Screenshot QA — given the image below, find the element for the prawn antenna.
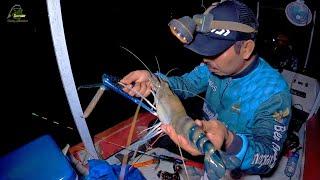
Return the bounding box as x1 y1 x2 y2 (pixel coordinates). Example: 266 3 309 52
165 68 179 76
120 46 153 75
155 55 161 74
172 88 213 108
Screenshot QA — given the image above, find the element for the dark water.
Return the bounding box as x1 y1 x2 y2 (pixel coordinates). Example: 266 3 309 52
2 0 319 156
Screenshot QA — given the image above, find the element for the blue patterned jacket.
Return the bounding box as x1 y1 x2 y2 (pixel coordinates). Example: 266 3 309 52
158 57 292 174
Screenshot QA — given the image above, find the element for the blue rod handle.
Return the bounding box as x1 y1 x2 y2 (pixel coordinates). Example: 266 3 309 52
102 74 156 115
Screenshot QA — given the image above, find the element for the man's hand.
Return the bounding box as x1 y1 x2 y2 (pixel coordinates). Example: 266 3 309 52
161 119 234 156
195 119 234 150
161 124 202 156
120 70 152 97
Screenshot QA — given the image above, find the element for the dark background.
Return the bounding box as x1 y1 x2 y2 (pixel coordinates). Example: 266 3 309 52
1 0 319 156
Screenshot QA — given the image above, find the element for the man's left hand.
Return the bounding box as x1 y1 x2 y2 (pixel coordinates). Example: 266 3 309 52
161 119 234 155
195 119 234 150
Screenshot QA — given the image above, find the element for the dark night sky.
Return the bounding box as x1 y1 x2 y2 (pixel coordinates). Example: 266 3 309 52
1 0 319 155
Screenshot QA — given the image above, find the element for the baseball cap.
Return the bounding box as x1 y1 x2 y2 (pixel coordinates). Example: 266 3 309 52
185 0 258 56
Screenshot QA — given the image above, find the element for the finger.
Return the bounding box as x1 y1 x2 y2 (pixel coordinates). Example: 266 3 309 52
164 125 174 136
177 135 202 156
206 132 224 150
161 124 171 134
129 83 141 96
143 88 151 97
165 126 180 144
143 82 152 97
162 125 201 156
201 120 218 133
194 120 203 127
122 84 133 94
139 82 147 97
201 121 209 132
160 125 167 133
120 72 136 84
196 121 220 148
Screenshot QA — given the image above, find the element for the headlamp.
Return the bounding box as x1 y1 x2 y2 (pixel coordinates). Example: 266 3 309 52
168 16 196 44
168 14 214 44
168 3 257 44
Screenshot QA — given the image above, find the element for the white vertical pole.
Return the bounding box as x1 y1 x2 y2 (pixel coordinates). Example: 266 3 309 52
46 0 98 159
304 10 316 69
256 1 260 20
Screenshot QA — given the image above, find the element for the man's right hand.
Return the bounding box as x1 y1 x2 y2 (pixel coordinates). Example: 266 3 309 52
120 70 153 97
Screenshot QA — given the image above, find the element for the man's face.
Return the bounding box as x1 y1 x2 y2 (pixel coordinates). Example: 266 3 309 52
203 44 246 76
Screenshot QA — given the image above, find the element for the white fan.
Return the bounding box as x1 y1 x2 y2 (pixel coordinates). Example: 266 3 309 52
285 0 316 70
285 0 312 26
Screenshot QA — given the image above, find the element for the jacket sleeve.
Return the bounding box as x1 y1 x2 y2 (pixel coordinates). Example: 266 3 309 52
225 91 292 174
155 63 211 99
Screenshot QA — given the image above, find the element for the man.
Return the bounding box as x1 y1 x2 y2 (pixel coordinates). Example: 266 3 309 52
121 0 291 176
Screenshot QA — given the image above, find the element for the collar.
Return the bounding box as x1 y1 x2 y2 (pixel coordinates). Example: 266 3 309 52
231 56 259 79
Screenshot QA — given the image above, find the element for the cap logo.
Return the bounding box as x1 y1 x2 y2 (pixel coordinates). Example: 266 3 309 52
210 29 230 36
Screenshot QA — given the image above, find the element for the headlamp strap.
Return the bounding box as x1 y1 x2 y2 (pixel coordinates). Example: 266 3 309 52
193 14 213 32
193 16 257 33
211 20 257 33
200 1 257 34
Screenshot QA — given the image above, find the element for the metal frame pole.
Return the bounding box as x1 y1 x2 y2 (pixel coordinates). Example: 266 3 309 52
46 0 98 159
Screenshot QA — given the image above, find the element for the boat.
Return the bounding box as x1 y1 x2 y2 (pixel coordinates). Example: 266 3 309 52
2 0 319 179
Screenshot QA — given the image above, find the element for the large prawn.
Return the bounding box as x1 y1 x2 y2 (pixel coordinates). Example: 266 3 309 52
99 47 241 179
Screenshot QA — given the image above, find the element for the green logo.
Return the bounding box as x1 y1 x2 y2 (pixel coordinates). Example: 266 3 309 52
7 4 28 23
